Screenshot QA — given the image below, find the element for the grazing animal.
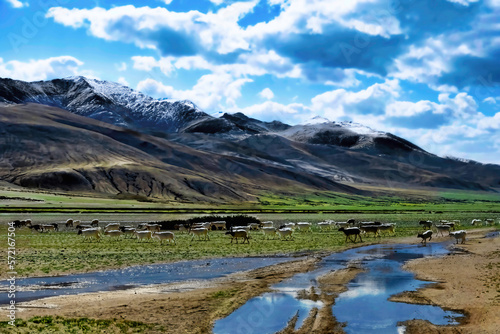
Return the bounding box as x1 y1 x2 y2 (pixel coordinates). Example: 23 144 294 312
104 223 120 232
449 230 467 244
317 221 333 231
338 227 363 243
145 224 161 233
78 228 101 242
277 228 294 240
12 220 23 228
65 219 74 229
135 230 153 242
335 222 350 229
471 219 482 226
75 224 93 230
296 222 311 232
359 225 380 237
232 225 251 232
153 231 176 244
442 222 456 231
346 219 357 226
28 224 42 232
261 221 274 228
262 227 277 239
485 219 494 226
104 230 122 239
225 228 250 244
211 221 227 230
90 219 99 227
419 220 432 229
248 223 261 231
178 224 188 233
120 227 136 238
191 228 210 241
435 224 451 237
417 230 433 244
378 224 396 236
40 224 56 232
25 219 32 226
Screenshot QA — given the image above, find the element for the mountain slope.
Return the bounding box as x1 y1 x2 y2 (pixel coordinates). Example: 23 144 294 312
0 104 360 202
0 77 208 133
1 76 499 197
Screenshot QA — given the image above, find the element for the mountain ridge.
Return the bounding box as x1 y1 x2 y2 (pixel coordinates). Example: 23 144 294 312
1 76 499 201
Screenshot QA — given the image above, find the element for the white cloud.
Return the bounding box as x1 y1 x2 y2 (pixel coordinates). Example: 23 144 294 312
132 56 174 76
311 79 400 119
117 77 129 86
259 88 274 100
0 56 84 82
47 3 257 55
5 0 27 8
386 100 435 117
446 0 479 5
137 74 252 111
116 62 127 72
161 0 173 4
483 97 497 104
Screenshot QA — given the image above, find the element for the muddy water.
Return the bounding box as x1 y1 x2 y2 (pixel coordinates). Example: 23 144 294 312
0 257 294 305
213 243 464 334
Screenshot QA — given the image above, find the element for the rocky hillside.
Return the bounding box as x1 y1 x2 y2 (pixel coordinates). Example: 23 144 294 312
1 76 499 201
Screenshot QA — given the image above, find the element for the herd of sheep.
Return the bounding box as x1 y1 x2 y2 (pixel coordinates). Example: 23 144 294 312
10 217 499 245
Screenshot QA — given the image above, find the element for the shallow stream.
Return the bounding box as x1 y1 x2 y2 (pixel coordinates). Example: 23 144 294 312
213 242 464 334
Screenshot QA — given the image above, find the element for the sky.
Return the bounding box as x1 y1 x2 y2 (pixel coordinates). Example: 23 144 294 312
1 0 500 164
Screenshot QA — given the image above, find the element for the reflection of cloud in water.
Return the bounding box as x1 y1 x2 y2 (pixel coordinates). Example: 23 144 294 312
261 293 323 308
339 279 386 299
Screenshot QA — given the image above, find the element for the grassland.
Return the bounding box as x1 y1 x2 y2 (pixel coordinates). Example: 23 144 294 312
1 211 498 279
0 186 499 278
0 316 164 333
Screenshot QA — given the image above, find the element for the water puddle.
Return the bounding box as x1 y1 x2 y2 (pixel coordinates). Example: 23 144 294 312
213 243 464 334
0 257 294 305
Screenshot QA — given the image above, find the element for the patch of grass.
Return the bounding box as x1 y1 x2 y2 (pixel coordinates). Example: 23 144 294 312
212 289 239 299
0 316 162 334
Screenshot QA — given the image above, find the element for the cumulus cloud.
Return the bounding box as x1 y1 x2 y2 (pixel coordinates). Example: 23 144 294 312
311 79 400 119
47 3 256 56
132 56 174 76
5 0 27 8
0 56 84 82
137 74 252 111
259 88 274 100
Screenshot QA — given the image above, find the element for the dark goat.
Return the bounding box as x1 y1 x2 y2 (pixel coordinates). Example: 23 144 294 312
338 227 363 243
418 220 432 229
417 230 433 244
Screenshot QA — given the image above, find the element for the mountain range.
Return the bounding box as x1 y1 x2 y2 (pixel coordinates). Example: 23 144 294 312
1 76 499 203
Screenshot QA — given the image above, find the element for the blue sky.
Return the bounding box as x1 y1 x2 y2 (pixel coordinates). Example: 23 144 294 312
1 0 500 164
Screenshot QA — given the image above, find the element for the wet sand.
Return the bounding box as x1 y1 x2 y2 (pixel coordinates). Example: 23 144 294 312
392 229 500 334
6 228 500 333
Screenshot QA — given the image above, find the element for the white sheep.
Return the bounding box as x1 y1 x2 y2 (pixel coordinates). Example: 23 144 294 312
450 230 467 244
277 228 294 240
153 231 176 244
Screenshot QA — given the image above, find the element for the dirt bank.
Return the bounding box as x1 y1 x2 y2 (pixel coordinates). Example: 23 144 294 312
392 229 500 333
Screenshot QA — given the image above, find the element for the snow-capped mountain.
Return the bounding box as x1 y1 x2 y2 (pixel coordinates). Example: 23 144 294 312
0 76 208 133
